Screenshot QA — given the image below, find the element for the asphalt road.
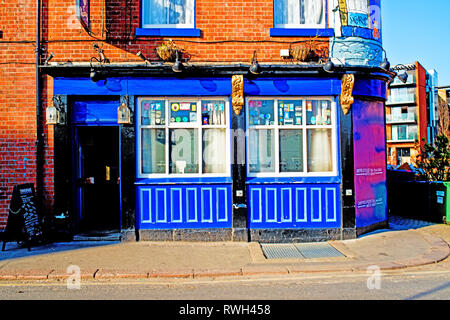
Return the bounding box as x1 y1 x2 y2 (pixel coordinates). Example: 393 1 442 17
0 269 449 301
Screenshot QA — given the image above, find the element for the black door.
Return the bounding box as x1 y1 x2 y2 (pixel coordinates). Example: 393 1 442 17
75 126 120 233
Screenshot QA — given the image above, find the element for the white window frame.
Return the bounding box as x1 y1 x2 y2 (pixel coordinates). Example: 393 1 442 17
141 0 195 29
246 96 337 178
137 97 231 178
274 0 327 29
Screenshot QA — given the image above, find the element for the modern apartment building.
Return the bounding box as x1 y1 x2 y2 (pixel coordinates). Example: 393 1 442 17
386 62 439 166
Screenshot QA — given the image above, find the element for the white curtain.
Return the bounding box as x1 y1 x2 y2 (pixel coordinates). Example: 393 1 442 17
309 129 332 172
275 0 324 26
203 129 226 174
347 0 369 14
143 0 194 26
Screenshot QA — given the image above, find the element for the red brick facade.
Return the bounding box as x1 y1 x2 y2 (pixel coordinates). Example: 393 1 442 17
0 0 333 229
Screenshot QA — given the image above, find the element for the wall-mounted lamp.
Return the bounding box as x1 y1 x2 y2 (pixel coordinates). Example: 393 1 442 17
172 50 184 73
380 58 390 71
93 43 109 63
137 51 150 63
46 105 59 125
46 96 66 125
89 57 107 83
44 52 54 65
249 51 261 75
118 100 132 124
398 72 409 84
323 60 335 73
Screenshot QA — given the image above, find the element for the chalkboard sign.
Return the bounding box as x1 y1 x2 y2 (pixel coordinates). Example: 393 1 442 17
2 184 42 251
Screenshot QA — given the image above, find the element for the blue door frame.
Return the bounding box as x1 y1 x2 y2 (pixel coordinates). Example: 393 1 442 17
71 98 122 232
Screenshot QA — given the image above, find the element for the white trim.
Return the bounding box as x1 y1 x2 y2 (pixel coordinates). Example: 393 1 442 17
273 0 327 29
137 97 231 178
141 0 195 29
246 96 338 178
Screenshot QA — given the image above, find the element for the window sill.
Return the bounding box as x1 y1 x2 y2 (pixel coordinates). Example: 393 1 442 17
246 176 340 184
135 177 233 185
269 28 334 37
136 28 201 37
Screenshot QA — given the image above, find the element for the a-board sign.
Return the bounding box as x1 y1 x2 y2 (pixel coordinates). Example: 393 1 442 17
3 184 42 246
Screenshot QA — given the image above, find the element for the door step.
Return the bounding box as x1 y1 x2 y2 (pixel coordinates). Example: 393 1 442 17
73 231 120 241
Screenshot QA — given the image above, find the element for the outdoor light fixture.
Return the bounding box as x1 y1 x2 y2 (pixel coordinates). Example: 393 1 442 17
46 96 66 125
172 50 184 73
323 59 335 73
380 58 391 71
46 105 59 125
398 72 409 84
44 52 54 65
249 50 261 75
89 67 102 82
89 56 106 83
93 43 109 63
137 51 150 63
118 100 132 124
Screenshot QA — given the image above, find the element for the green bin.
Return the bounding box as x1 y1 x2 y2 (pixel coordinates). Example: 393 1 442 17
445 182 450 225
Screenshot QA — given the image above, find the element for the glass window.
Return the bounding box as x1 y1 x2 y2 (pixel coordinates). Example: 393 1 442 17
138 97 229 177
279 130 303 172
247 98 335 176
142 0 195 28
274 0 325 28
169 129 198 174
248 129 276 173
142 129 166 174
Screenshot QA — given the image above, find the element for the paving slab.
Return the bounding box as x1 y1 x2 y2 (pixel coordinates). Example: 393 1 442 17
0 222 448 281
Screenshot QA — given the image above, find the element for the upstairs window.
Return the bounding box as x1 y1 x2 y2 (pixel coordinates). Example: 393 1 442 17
142 0 195 28
274 0 325 28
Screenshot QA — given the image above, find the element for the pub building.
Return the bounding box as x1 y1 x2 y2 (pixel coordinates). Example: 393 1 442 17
40 0 392 242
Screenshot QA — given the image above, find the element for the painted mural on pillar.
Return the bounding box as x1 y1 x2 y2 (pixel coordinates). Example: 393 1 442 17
352 100 387 228
338 0 382 42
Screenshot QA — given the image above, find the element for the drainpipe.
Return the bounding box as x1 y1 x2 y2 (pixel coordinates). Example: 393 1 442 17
36 0 44 215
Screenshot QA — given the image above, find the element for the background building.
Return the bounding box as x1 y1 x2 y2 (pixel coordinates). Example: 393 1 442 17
386 62 439 167
1 0 392 242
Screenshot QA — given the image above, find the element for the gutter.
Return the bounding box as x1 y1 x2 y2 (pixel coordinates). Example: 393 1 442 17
35 0 44 215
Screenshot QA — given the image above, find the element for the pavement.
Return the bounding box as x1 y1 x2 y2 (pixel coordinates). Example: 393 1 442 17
0 216 449 281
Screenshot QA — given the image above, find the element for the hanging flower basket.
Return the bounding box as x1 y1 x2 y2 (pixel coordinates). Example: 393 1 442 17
290 46 316 62
156 40 178 62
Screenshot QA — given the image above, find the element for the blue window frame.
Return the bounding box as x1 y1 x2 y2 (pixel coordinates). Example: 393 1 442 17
136 0 201 37
270 0 334 37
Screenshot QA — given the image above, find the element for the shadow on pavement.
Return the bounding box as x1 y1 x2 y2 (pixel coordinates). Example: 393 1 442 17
0 241 120 262
358 215 438 239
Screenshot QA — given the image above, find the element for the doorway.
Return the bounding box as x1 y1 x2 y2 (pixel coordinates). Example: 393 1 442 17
74 126 120 234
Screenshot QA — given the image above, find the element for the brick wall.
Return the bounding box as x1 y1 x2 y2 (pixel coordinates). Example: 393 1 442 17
0 0 332 228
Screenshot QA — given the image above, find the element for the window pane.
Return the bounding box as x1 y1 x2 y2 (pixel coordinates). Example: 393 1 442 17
170 101 198 124
203 129 227 174
142 129 166 174
201 100 226 125
141 100 165 125
248 129 275 173
278 100 303 126
143 0 194 25
279 130 303 172
169 129 199 174
306 100 331 125
274 0 324 26
307 129 332 172
248 100 275 126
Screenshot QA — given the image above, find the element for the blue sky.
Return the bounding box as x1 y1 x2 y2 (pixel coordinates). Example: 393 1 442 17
382 0 450 86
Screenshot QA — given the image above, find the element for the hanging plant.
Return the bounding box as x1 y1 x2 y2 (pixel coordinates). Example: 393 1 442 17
156 40 179 62
290 36 327 62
